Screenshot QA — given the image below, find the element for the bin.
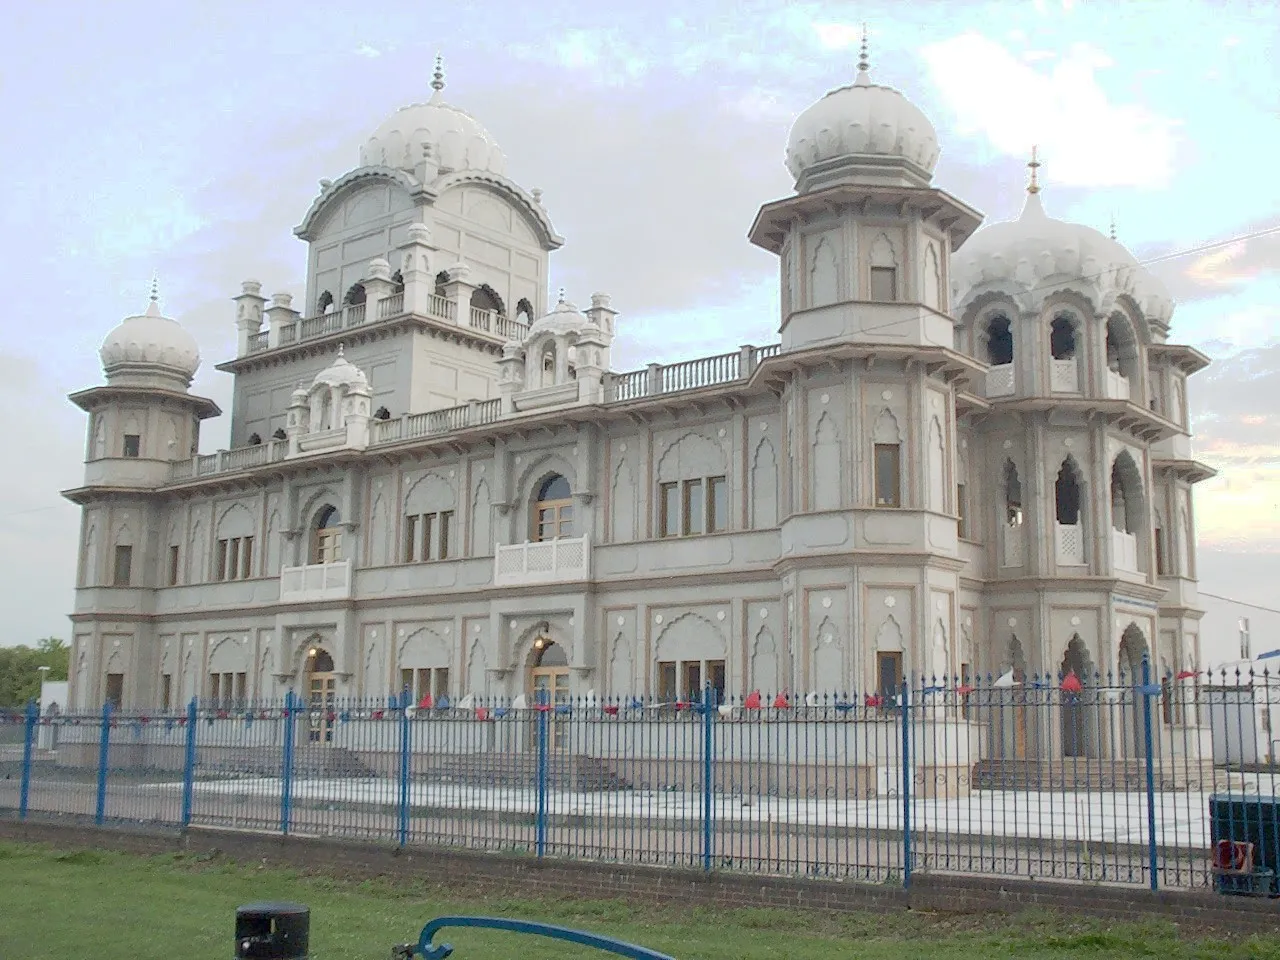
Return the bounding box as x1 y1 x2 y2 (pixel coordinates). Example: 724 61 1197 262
235 902 310 959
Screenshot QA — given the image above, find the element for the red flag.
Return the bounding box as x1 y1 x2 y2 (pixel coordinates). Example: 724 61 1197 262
744 691 762 709
475 707 490 721
1061 670 1083 694
772 692 789 709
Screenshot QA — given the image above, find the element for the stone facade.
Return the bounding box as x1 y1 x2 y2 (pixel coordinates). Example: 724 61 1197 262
63 60 1214 764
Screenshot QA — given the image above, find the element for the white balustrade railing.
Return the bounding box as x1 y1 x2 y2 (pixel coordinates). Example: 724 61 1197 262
1106 369 1131 401
378 292 404 318
280 560 352 602
1055 522 1086 565
494 536 590 586
986 364 1015 398
469 306 494 332
428 293 456 321
1112 529 1139 572
1050 358 1079 392
247 331 269 353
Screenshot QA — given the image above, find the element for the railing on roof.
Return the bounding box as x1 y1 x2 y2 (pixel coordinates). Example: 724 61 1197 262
246 330 269 354
379 291 405 319
174 343 782 482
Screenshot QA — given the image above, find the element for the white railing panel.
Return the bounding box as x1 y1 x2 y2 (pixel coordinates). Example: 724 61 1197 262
986 364 1015 398
279 560 352 602
1051 358 1079 392
1055 522 1086 565
493 536 590 586
1113 529 1139 572
1106 369 1131 401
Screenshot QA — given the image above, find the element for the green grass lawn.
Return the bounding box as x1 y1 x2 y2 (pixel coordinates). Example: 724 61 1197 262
0 840 1275 960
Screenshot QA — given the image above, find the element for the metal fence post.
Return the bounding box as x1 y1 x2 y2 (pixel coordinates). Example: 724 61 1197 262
536 692 548 859
702 683 714 873
19 699 38 819
1141 655 1159 891
180 697 197 829
901 678 912 889
95 701 112 826
280 691 297 837
398 701 411 847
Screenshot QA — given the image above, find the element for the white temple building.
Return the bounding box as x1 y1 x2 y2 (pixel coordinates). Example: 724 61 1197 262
64 52 1214 762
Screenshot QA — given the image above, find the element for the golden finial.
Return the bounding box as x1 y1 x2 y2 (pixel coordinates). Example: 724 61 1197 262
431 55 445 93
857 23 870 74
1027 146 1041 195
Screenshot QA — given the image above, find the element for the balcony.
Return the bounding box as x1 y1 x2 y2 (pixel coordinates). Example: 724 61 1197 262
1050 358 1080 392
986 363 1015 398
1105 369 1131 401
1112 529 1139 572
1054 522 1086 565
280 560 352 603
494 536 590 587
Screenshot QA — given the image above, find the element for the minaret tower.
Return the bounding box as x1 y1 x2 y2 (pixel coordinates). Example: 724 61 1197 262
63 282 220 708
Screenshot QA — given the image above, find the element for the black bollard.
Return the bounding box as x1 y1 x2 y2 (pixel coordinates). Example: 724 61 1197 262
235 902 310 959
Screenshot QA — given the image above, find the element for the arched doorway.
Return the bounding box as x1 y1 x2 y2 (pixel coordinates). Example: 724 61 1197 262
529 634 570 748
1060 636 1095 758
995 634 1029 759
1117 624 1150 758
312 506 342 564
305 645 336 744
533 474 573 541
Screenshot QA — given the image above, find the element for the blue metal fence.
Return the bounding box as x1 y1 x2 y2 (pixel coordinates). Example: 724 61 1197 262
3 662 1279 893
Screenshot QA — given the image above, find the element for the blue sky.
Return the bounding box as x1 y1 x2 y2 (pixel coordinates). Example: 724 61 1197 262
1 0 1277 645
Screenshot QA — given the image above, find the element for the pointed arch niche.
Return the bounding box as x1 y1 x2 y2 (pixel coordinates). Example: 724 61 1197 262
873 409 903 508
808 234 838 307
811 412 842 511
1110 452 1145 573
1054 457 1086 566
1000 459 1025 567
1060 635 1096 758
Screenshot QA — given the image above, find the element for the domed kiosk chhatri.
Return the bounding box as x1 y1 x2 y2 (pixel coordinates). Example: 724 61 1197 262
64 50 1213 781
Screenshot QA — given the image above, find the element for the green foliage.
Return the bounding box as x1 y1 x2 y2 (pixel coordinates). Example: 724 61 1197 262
0 637 68 707
1 840 1278 960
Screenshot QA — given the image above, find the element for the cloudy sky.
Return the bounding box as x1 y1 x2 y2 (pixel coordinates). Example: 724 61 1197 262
1 0 1277 650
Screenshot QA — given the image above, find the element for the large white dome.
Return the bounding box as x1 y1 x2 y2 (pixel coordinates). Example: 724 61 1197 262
785 66 940 186
99 297 201 384
359 64 506 176
951 191 1173 324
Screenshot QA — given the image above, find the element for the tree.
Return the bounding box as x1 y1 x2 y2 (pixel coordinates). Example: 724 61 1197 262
0 638 69 707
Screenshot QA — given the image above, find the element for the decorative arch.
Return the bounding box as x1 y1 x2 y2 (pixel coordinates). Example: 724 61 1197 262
653 612 726 663
1050 310 1079 361
982 311 1014 366
930 619 949 680
470 478 492 556
317 290 335 314
215 503 255 540
1055 456 1084 525
811 412 842 511
610 458 637 542
470 284 504 316
655 431 728 485
432 173 565 251
873 408 902 444
751 625 779 695
609 633 634 697
397 626 451 669
532 472 573 542
1110 451 1144 534
343 282 367 307
808 235 838 307
750 437 778 528
515 298 534 325
1117 623 1151 756
311 503 343 564
927 416 946 512
1105 313 1140 381
466 639 489 696
403 472 456 515
875 615 904 652
369 491 390 566
82 524 98 587
869 233 898 301
812 618 843 694
924 242 942 311
1060 634 1096 758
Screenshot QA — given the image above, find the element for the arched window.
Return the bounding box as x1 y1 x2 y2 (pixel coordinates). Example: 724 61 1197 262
317 290 334 315
390 270 404 294
343 283 366 306
533 474 573 541
986 315 1014 366
271 428 287 441
1110 456 1141 534
1105 316 1139 398
248 433 262 446
374 406 391 421
516 298 534 325
1003 460 1023 527
1055 460 1081 525
312 505 343 564
1050 314 1077 360
434 271 450 295
307 647 335 673
471 284 504 316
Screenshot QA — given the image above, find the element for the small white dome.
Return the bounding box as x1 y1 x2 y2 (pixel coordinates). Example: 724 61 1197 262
359 67 505 176
312 345 370 392
951 192 1173 324
785 67 940 185
99 298 201 382
525 295 593 341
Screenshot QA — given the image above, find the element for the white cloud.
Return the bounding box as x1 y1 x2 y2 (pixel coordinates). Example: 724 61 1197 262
920 32 1180 189
812 22 862 51
354 43 382 59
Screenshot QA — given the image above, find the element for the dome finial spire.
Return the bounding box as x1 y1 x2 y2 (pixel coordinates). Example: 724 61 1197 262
557 286 566 305
857 23 870 75
149 273 159 304
1027 145 1041 195
1109 213 1117 241
431 54 445 93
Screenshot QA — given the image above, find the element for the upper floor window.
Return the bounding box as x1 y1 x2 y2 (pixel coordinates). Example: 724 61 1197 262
873 445 901 508
215 536 254 581
659 476 727 537
312 506 342 563
869 266 898 302
403 511 454 562
104 673 124 709
113 545 133 586
208 671 246 709
343 283 366 307
390 270 404 294
534 475 573 541
122 434 141 458
168 545 181 586
317 290 335 314
1050 315 1077 360
986 316 1014 366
